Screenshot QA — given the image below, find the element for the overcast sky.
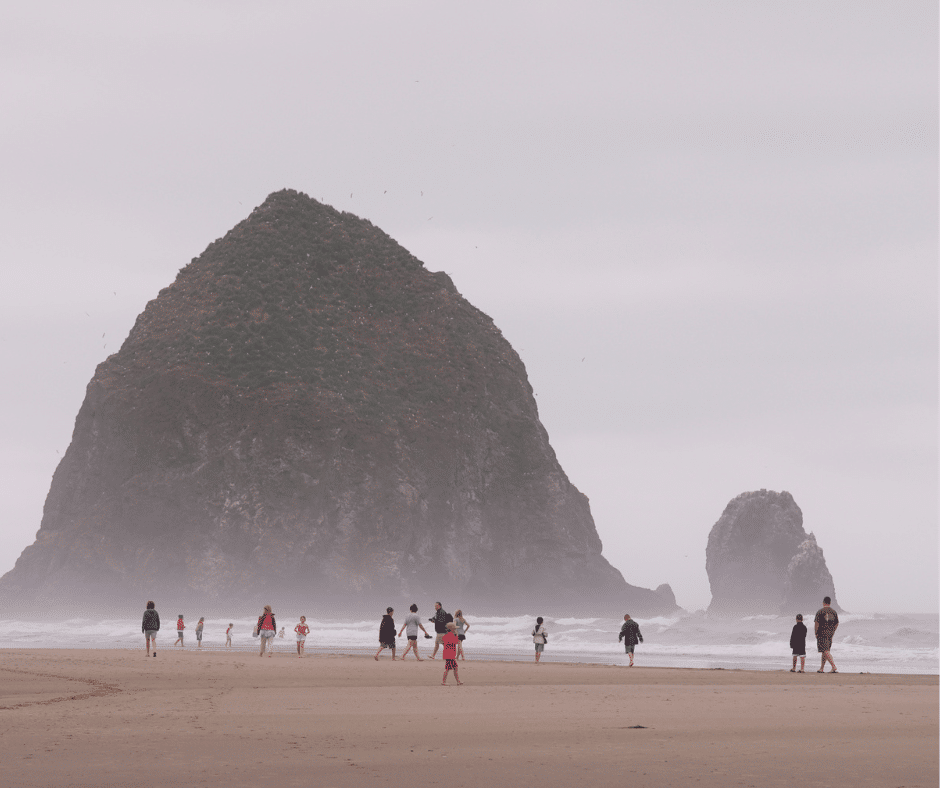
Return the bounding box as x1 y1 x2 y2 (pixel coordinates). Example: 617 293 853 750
2 2 936 613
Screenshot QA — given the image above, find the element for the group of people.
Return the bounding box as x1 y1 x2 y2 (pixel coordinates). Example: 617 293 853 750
789 596 840 673
252 606 311 657
140 604 308 658
141 596 842 674
374 602 469 685
375 602 470 668
141 604 212 656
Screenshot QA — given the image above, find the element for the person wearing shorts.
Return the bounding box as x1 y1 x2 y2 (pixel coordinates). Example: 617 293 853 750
453 610 469 660
195 617 204 647
375 607 397 661
142 601 160 657
532 617 548 663
814 597 839 673
441 623 462 685
257 605 277 657
618 613 643 667
225 624 233 647
398 603 430 660
174 615 185 647
294 616 310 658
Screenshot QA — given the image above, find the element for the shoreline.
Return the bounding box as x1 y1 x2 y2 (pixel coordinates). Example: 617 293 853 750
3 642 936 676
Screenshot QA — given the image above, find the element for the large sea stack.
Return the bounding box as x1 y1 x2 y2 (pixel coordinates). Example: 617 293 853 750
705 489 840 616
2 189 676 615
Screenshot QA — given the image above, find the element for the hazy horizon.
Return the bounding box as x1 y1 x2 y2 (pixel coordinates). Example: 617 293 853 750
1 3 936 614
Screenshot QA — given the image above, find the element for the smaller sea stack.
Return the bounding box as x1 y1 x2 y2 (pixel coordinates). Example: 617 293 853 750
706 490 840 616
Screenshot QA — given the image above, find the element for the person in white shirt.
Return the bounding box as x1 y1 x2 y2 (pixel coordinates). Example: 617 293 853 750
398 603 431 660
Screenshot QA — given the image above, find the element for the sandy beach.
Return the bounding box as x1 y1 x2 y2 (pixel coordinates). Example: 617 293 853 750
1 648 936 788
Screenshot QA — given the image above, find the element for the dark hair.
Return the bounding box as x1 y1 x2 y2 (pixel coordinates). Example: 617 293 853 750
387 607 394 614
823 596 831 605
146 601 155 610
435 601 442 606
796 614 803 620
410 603 418 612
536 616 544 625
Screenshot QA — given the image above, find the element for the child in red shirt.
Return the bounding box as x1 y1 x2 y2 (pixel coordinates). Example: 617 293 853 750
294 616 310 658
441 623 463 686
174 616 185 647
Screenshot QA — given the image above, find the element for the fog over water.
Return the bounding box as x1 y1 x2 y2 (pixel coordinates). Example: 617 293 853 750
1 4 936 614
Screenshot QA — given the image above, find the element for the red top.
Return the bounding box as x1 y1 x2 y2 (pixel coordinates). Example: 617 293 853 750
177 619 185 630
442 631 459 659
260 613 275 631
295 624 309 636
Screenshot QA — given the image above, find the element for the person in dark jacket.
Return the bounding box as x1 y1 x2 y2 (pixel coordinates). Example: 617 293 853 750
142 601 160 657
375 607 397 660
429 602 453 659
618 614 643 667
790 613 808 672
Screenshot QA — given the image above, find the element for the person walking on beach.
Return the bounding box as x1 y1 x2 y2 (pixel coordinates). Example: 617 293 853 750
225 623 233 647
195 617 205 648
256 605 277 657
295 616 310 657
375 607 397 661
453 610 470 660
441 622 463 685
429 602 453 659
532 617 548 663
814 597 839 673
618 613 643 667
790 614 807 672
142 601 160 657
399 603 431 660
174 615 185 647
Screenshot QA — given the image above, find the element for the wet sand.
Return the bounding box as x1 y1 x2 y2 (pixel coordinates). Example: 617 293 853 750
1 647 936 787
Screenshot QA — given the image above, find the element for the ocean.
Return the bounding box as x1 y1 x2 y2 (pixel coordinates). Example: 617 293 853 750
2 610 936 675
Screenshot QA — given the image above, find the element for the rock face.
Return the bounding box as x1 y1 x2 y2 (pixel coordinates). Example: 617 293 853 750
2 189 676 615
705 490 840 616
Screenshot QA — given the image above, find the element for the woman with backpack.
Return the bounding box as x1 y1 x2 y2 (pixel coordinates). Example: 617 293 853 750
256 605 277 657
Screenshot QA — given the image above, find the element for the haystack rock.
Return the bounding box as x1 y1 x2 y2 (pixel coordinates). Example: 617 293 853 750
705 490 840 616
1 189 677 616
